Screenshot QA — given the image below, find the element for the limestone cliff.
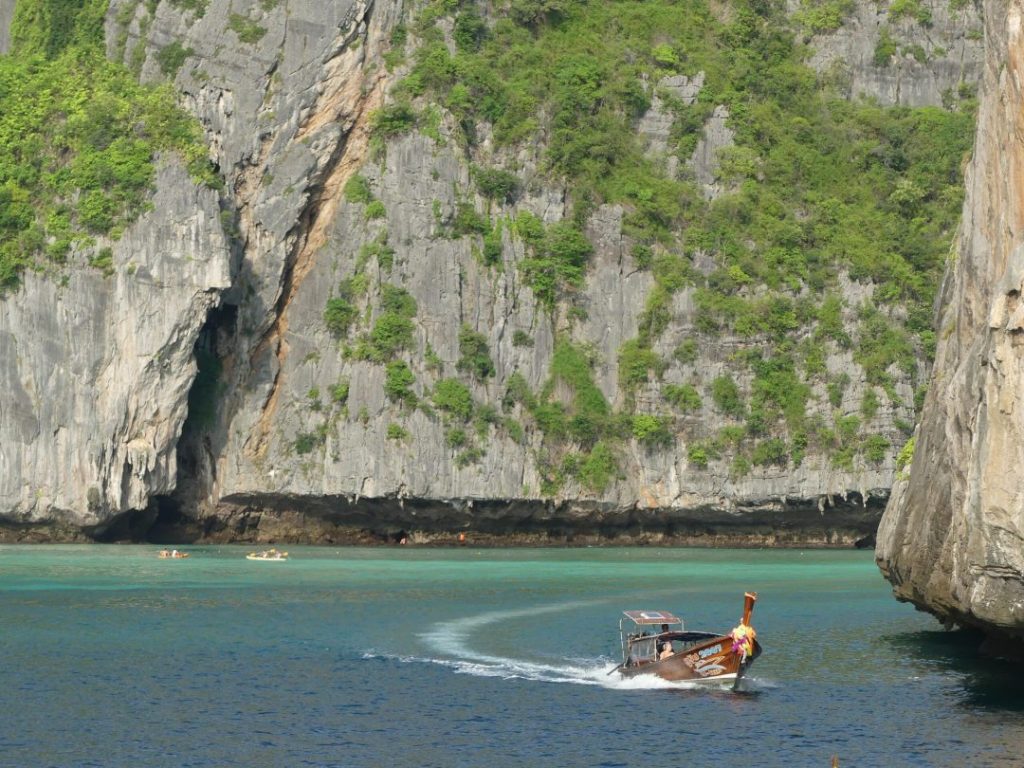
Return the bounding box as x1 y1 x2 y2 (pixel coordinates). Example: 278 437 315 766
0 0 980 543
876 0 1024 642
0 161 230 534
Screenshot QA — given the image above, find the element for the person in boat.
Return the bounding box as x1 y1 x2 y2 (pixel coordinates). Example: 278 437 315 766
659 641 674 660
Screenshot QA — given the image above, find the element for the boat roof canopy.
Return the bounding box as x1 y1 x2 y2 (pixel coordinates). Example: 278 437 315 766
623 610 682 626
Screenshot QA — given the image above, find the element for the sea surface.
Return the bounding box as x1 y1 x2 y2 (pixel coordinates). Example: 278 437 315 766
1 545 1021 767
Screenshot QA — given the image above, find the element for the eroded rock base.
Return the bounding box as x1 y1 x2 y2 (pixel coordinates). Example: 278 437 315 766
0 494 883 548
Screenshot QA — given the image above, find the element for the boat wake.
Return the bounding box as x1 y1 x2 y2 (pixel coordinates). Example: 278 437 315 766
361 650 736 691
362 601 740 691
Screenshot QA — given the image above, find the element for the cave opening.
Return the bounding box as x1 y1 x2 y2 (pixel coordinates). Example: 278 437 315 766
145 301 239 540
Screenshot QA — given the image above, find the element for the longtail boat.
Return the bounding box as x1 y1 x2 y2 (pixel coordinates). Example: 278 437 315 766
613 592 761 687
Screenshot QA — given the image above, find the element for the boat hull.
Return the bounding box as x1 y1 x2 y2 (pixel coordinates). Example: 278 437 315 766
616 633 761 683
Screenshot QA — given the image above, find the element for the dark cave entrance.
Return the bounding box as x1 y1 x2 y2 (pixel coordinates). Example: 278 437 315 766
143 302 239 541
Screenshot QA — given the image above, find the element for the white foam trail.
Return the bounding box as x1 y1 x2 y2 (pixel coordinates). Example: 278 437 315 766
364 650 733 690
363 601 745 691
418 600 595 661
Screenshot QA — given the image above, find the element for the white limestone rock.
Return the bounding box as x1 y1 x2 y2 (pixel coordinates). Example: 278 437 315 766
0 161 230 525
876 0 1024 641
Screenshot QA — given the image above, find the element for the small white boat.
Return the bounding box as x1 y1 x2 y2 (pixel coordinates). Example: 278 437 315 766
158 549 189 559
246 548 289 561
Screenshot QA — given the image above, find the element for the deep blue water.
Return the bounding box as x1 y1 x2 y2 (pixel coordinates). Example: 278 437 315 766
0 545 1021 767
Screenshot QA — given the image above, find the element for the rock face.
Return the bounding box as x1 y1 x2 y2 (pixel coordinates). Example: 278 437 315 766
798 0 984 107
0 1 12 54
0 0 979 543
0 162 230 533
876 0 1024 641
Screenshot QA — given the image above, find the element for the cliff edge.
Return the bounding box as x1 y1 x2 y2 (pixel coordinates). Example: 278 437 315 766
876 0 1024 645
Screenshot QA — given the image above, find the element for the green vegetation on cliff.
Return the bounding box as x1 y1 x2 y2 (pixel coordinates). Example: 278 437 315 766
403 0 971 314
375 0 973 483
0 0 212 289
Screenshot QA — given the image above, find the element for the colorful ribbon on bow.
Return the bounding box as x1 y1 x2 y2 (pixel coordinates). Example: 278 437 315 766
730 622 756 659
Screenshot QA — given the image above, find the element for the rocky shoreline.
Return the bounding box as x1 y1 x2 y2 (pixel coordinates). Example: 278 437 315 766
0 525 876 548
0 494 882 548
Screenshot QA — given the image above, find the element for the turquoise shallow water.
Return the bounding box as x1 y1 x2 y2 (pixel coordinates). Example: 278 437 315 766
1 545 1021 767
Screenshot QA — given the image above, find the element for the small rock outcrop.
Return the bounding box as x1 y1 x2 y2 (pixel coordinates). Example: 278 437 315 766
799 0 984 107
0 1 13 54
876 0 1024 644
